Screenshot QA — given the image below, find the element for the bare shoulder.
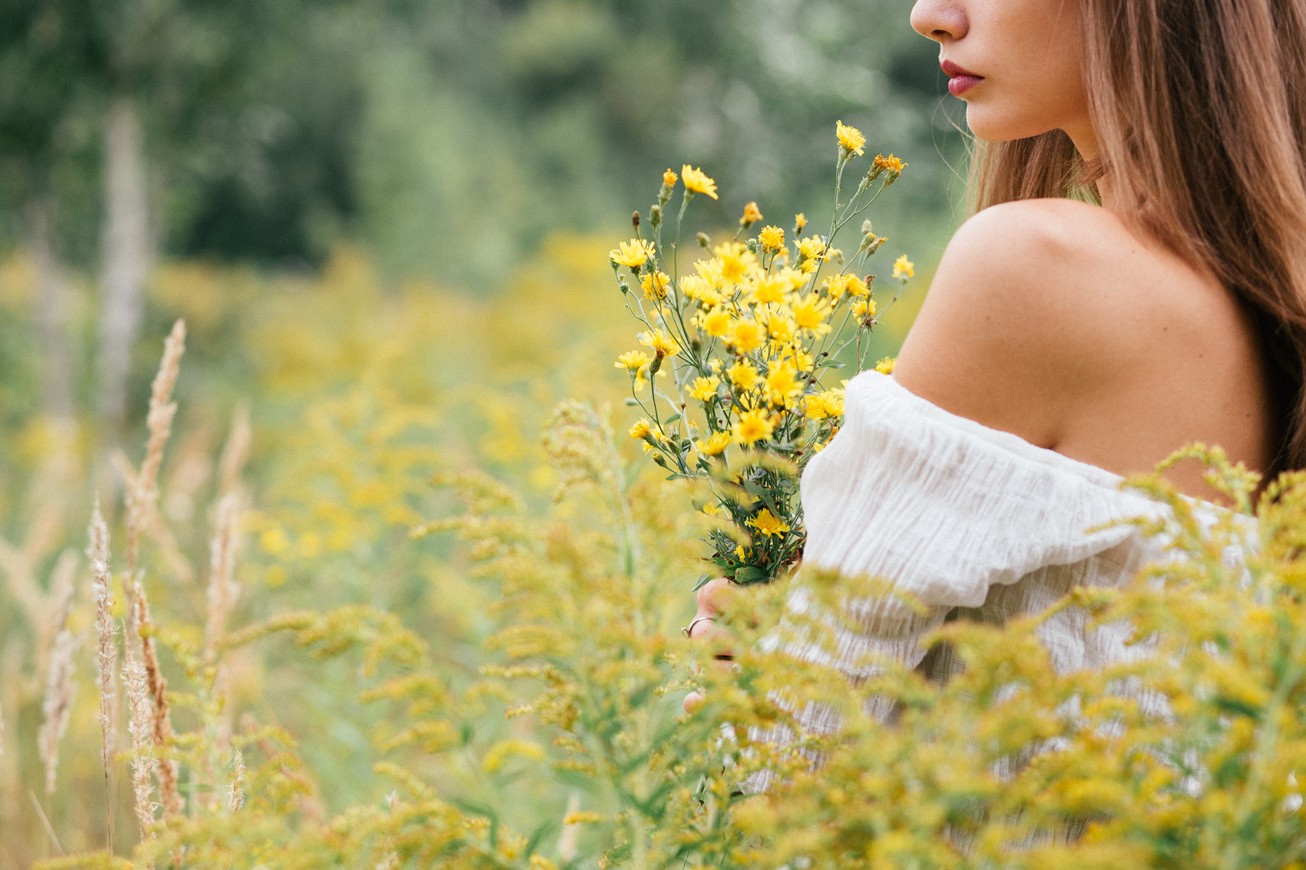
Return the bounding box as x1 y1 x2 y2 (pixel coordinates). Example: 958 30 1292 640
893 198 1230 449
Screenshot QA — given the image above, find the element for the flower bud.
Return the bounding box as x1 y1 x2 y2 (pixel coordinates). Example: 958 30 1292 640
739 201 763 228
650 204 662 227
632 211 641 229
658 168 678 205
861 235 886 255
697 232 711 248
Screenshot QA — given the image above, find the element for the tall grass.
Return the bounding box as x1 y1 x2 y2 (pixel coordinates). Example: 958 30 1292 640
5 243 1302 867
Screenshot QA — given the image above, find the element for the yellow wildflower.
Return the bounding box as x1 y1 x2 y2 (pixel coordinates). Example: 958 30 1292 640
873 153 907 180
758 225 785 252
639 329 681 359
615 350 652 371
727 319 765 354
681 164 719 200
701 501 725 517
260 526 289 556
728 360 760 390
681 274 722 306
740 201 763 227
893 254 915 280
628 419 652 440
610 238 654 270
792 294 832 336
822 274 845 299
798 237 826 263
794 213 808 233
696 432 731 456
852 297 878 320
689 376 720 402
748 508 792 538
733 408 775 446
714 242 751 285
875 356 897 375
764 361 803 407
701 307 731 338
805 390 845 420
758 306 796 344
750 275 787 306
823 273 866 300
663 168 678 188
779 266 810 292
836 120 867 157
641 270 671 301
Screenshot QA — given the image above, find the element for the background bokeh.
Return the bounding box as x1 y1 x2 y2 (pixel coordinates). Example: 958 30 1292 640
0 1 966 864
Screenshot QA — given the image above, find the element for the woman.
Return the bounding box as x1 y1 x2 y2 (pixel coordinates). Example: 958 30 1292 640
684 0 1306 712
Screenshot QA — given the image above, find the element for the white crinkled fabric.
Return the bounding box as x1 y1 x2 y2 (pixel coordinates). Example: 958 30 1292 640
741 370 1256 797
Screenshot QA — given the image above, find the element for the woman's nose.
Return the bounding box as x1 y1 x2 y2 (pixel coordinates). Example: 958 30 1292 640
910 0 967 42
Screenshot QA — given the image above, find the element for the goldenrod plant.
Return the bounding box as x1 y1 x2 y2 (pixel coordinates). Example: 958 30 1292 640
4 157 1304 868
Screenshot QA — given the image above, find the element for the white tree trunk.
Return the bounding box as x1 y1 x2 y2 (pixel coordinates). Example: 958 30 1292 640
97 94 153 430
27 196 74 421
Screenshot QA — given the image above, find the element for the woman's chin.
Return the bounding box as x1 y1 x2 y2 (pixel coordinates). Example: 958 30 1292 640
965 107 1067 144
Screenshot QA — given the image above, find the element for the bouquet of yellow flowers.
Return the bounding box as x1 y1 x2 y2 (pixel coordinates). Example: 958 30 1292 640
611 121 911 586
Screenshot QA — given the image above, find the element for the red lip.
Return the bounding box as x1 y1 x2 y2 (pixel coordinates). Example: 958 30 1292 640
941 60 984 96
941 60 980 78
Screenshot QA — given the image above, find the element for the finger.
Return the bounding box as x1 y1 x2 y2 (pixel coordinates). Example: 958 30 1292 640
695 576 736 617
683 690 706 715
685 611 735 659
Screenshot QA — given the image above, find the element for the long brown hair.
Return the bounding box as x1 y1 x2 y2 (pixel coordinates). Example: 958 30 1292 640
971 0 1306 472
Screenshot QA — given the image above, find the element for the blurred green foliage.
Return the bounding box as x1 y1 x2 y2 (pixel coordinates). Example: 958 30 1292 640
0 0 964 288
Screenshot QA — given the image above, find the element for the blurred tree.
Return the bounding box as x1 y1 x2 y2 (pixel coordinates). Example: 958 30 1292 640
356 0 962 288
0 0 100 422
0 0 961 359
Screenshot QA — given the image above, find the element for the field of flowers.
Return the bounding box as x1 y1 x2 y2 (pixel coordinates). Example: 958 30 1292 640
4 191 1306 867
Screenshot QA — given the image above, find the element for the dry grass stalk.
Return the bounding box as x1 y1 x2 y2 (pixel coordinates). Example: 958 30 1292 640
132 583 183 819
115 440 197 589
125 319 186 573
217 405 251 499
0 535 45 644
38 556 78 796
204 493 241 666
89 503 118 838
122 639 157 837
557 792 582 861
227 749 245 813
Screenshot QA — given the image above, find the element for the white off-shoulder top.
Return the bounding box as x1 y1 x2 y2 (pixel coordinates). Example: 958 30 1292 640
786 370 1251 722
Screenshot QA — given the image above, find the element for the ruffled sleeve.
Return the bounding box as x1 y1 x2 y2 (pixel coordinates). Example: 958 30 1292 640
787 370 1170 688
